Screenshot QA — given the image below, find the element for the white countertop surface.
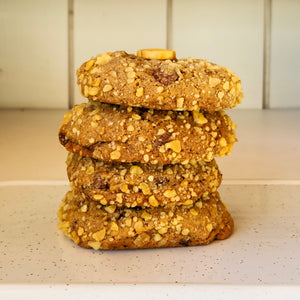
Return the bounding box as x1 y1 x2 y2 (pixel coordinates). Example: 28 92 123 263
0 108 300 298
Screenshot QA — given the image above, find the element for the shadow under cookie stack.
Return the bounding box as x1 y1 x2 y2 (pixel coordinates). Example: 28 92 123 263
57 49 243 250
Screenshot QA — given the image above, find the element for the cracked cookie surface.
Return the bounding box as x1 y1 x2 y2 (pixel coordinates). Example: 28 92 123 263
57 190 234 250
77 51 243 112
67 152 222 208
59 101 237 164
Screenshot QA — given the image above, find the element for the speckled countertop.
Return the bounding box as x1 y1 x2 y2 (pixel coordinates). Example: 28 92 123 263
0 109 300 298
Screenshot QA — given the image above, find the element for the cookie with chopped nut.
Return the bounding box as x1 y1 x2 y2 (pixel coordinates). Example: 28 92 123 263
57 190 234 250
59 101 236 164
77 50 243 112
66 152 222 208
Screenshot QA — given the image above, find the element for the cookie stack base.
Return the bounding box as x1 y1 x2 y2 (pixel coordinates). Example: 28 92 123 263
58 190 233 250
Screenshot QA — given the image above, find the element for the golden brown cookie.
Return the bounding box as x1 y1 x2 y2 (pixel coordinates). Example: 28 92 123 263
66 152 222 208
77 50 243 112
57 190 234 250
59 101 237 164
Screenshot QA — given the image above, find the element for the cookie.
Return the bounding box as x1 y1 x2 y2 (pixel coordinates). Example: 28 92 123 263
59 101 236 164
66 152 222 208
57 190 234 250
77 50 243 112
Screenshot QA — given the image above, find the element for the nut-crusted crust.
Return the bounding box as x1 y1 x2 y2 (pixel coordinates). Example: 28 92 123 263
57 190 234 250
77 51 243 112
59 101 237 164
67 152 222 208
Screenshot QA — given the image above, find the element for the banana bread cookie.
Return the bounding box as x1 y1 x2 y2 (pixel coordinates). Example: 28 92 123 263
57 190 234 250
77 50 243 112
66 152 222 208
59 101 237 164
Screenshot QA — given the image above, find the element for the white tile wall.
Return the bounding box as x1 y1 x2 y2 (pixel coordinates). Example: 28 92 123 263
73 0 167 105
0 0 299 109
172 0 264 109
0 0 68 109
269 0 300 108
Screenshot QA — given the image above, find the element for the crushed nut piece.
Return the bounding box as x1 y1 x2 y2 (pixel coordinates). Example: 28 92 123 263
149 195 159 207
81 204 88 213
130 165 143 175
139 182 151 195
153 233 162 242
110 222 119 231
103 84 113 92
141 211 152 221
92 229 106 241
85 59 95 71
181 228 190 236
134 220 144 234
88 241 101 250
110 150 121 160
136 87 144 97
165 140 181 153
206 223 213 232
104 205 116 214
193 111 208 125
86 165 94 175
163 190 177 198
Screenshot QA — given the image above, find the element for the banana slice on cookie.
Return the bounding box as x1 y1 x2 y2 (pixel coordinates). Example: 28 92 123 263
137 49 176 60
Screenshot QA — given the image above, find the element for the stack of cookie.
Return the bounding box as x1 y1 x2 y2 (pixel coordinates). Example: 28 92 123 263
57 49 243 250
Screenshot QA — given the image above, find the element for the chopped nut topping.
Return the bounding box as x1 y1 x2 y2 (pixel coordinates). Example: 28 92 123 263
88 86 99 96
127 71 136 79
127 125 134 131
110 150 121 160
88 241 101 250
219 137 228 147
100 199 108 205
195 201 203 209
182 199 193 205
94 194 104 200
181 228 190 236
134 220 144 234
92 229 106 241
139 182 151 195
189 208 198 216
103 84 113 92
149 195 159 207
158 227 168 234
209 77 221 87
156 86 164 93
177 97 184 108
223 81 230 90
104 205 116 214
81 204 88 213
120 184 128 193
136 87 144 97
130 165 143 175
165 140 181 153
77 227 84 236
85 59 95 71
206 223 213 232
137 49 176 60
110 222 119 231
86 165 94 175
116 193 123 203
95 53 112 65
193 111 208 125
153 233 162 242
132 113 141 120
163 190 177 198
141 211 152 221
